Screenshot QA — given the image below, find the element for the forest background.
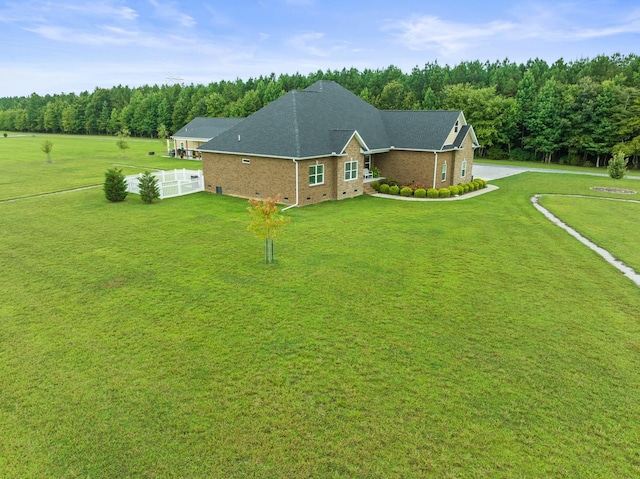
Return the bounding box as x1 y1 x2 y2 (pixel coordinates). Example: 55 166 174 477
2 54 639 167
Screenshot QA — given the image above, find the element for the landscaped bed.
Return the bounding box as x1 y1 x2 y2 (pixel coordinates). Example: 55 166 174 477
369 177 488 198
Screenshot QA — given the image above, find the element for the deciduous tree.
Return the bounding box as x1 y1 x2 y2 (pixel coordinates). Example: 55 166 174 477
247 195 290 264
41 139 53 163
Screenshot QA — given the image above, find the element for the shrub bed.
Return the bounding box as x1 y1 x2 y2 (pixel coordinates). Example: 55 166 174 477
373 179 488 199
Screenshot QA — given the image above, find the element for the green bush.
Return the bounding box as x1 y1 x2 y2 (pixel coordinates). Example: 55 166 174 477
138 171 160 204
449 185 460 196
104 168 128 202
474 178 486 189
458 183 468 194
414 188 427 198
370 181 381 192
387 178 399 187
379 183 390 194
400 187 413 197
427 188 439 198
389 185 400 195
438 188 451 198
467 182 476 192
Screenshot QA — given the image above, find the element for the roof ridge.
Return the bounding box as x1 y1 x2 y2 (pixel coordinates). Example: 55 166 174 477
291 91 301 158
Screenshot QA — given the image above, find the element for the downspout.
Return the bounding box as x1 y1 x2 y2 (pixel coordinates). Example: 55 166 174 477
282 158 299 211
432 151 438 189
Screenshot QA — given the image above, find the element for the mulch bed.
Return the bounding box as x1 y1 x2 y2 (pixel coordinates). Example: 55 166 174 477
590 187 637 195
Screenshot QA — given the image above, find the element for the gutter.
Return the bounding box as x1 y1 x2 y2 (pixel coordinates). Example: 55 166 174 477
432 151 438 189
282 158 299 211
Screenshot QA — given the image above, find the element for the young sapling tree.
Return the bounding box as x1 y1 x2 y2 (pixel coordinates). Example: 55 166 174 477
41 139 53 163
608 152 628 181
247 195 290 264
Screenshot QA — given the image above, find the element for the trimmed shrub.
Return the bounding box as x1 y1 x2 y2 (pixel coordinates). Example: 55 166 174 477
138 171 160 204
438 188 451 198
427 188 439 198
370 180 381 191
449 185 460 196
414 188 427 198
458 183 468 194
467 182 476 192
104 168 128 202
379 183 390 194
400 187 413 197
389 185 400 195
473 178 485 189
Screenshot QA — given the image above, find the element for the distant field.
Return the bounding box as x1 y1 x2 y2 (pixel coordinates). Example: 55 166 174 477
1 139 640 477
0 133 190 200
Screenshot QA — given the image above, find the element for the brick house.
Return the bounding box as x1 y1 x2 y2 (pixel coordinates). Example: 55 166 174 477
197 81 479 207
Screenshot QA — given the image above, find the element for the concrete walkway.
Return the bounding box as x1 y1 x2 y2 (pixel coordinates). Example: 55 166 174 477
531 194 640 287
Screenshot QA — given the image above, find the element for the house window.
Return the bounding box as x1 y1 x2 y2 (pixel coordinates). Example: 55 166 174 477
454 120 459 133
364 154 371 170
461 160 467 178
309 164 324 185
344 160 358 181
441 162 447 181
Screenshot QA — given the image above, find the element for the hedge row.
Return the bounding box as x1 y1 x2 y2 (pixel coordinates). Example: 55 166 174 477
373 179 487 198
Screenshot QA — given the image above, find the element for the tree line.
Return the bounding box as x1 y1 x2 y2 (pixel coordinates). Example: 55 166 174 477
2 53 640 166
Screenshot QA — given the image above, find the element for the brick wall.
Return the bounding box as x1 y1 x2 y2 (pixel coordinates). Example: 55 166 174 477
335 137 364 200
201 153 296 204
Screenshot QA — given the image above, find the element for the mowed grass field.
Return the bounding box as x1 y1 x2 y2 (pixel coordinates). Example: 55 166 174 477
1 135 640 477
0 133 189 200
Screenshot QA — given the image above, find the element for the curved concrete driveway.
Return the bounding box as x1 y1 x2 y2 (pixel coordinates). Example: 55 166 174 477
474 163 640 181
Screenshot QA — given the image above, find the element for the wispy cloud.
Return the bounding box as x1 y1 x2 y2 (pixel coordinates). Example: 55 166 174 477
384 4 640 55
384 16 516 54
287 31 347 57
148 0 196 28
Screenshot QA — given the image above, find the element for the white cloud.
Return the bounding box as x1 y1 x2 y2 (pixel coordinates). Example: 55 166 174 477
287 31 347 57
148 0 196 28
384 4 640 56
384 15 516 54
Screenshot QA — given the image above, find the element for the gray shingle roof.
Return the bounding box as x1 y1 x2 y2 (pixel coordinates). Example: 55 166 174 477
381 110 461 150
172 117 242 140
198 81 471 158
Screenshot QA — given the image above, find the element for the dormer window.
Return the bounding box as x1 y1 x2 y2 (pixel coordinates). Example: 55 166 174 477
454 120 459 133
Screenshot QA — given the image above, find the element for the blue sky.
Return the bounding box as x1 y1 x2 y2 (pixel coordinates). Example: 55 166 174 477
1 0 639 97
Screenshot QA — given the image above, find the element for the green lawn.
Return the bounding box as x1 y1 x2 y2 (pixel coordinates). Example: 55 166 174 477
1 137 640 477
0 133 190 200
539 191 640 272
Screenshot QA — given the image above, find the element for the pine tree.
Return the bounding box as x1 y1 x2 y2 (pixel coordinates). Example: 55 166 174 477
138 171 160 203
104 168 128 202
608 152 628 180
